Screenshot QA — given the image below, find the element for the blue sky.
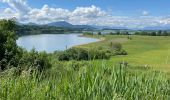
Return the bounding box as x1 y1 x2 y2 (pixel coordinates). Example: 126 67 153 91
0 0 170 28
13 0 170 16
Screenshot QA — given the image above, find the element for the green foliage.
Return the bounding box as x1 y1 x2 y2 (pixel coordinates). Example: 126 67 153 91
58 48 88 61
134 30 170 36
17 25 87 36
110 42 127 55
88 47 112 60
110 42 122 50
57 47 112 61
0 62 169 99
97 31 102 35
108 31 129 35
0 19 16 31
83 32 93 35
0 19 22 70
18 49 51 72
0 19 51 74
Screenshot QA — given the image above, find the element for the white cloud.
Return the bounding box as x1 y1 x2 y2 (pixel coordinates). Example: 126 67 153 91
28 5 70 24
159 16 170 25
142 11 149 16
0 0 170 28
4 8 13 14
72 5 105 18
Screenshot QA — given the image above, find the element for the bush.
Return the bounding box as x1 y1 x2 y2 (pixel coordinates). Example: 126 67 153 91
109 42 127 55
110 42 122 51
58 48 88 61
114 49 127 55
97 32 102 35
18 49 51 72
83 32 93 35
57 47 113 61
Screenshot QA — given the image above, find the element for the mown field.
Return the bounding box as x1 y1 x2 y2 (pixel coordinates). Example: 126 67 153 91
79 35 170 73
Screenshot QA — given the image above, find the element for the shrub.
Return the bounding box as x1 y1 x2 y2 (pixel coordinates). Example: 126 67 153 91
109 42 127 55
58 52 70 61
97 32 102 35
18 49 51 72
110 42 122 51
58 48 88 61
114 49 127 55
83 32 93 35
57 47 113 61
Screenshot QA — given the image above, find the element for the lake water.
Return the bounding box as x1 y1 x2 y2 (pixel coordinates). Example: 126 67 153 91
17 34 99 53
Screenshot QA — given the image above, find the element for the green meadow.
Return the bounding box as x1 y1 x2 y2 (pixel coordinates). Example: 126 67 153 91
79 35 170 73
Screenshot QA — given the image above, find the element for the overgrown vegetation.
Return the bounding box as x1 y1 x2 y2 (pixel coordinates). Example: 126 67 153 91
0 62 170 99
55 43 127 61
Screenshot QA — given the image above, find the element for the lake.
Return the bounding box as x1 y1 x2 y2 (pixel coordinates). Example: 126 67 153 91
17 34 99 53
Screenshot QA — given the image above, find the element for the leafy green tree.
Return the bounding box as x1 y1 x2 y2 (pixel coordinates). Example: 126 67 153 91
162 31 168 36
157 30 162 36
18 49 51 72
150 32 156 36
97 32 102 35
116 31 120 35
0 19 22 70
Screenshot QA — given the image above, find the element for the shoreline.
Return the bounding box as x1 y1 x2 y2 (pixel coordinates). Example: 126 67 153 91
75 34 106 47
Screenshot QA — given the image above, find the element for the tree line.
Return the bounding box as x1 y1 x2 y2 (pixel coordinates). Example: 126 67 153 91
134 30 170 36
16 25 83 36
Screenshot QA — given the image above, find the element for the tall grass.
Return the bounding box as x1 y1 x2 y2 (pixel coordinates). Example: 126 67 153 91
0 61 170 99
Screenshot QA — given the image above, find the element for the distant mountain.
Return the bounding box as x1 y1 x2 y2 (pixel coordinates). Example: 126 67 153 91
91 25 128 30
47 21 94 30
143 24 170 30
17 21 170 30
17 22 38 26
73 25 95 29
26 22 38 26
47 21 72 27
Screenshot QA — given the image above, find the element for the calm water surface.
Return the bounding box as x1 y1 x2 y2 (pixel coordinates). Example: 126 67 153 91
17 34 99 53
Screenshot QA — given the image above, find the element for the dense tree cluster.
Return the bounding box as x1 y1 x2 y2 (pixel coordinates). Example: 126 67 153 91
16 25 83 36
0 19 22 70
0 19 51 73
109 31 130 35
134 30 170 36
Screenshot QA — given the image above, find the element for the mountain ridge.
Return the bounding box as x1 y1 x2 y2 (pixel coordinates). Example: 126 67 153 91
21 21 170 30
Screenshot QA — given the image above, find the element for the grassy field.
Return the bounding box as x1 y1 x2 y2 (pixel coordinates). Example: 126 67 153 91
79 35 170 72
1 34 170 99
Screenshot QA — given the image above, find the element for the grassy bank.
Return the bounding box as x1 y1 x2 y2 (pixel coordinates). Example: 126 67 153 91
1 61 170 99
